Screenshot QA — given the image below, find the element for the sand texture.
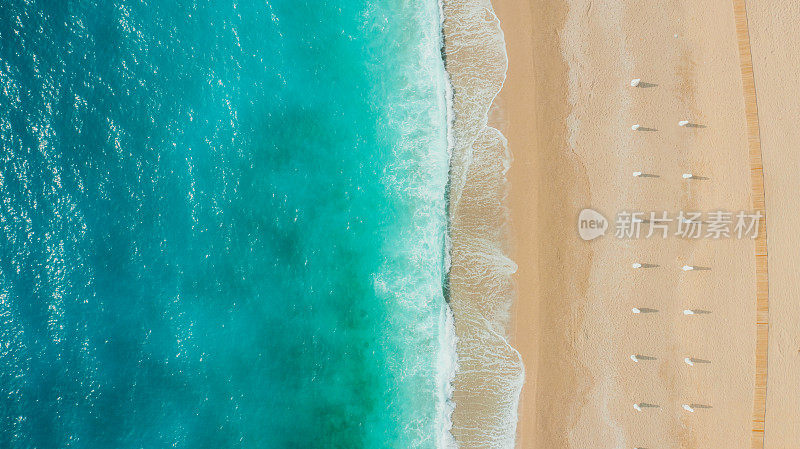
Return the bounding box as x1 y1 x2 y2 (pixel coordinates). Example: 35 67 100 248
485 0 792 447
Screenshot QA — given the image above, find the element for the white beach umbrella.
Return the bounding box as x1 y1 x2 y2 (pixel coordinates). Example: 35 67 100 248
682 173 694 179
631 124 641 131
632 307 641 314
684 357 694 366
679 120 690 127
683 404 695 412
682 265 695 271
630 78 641 87
632 263 643 269
683 309 695 315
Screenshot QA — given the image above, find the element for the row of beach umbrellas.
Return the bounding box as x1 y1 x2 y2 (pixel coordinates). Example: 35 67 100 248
626 77 711 424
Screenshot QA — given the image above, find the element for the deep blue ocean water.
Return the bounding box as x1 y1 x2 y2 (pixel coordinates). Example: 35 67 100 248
0 1 453 447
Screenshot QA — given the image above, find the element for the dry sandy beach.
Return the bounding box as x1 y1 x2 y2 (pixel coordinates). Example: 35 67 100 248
472 0 800 447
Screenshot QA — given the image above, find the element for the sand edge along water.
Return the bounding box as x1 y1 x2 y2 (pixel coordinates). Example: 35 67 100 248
445 0 800 446
442 0 525 447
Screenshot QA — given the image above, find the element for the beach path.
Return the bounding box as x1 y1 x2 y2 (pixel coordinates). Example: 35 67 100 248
746 1 800 447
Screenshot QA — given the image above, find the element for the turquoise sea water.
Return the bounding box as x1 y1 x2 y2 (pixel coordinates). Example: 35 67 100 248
0 1 453 447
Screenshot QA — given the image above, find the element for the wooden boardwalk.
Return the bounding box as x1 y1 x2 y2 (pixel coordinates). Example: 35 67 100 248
732 1 770 447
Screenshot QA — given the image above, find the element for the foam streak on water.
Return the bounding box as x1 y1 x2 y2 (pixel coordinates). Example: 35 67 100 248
442 0 525 447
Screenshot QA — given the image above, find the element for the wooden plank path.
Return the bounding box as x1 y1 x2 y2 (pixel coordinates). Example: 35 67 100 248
731 1 770 447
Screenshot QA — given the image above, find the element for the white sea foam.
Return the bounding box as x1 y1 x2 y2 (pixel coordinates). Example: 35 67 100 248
441 0 524 447
436 2 459 448
373 0 459 447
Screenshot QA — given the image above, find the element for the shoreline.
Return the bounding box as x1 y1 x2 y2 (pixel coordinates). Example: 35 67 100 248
443 0 800 447
441 0 523 447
